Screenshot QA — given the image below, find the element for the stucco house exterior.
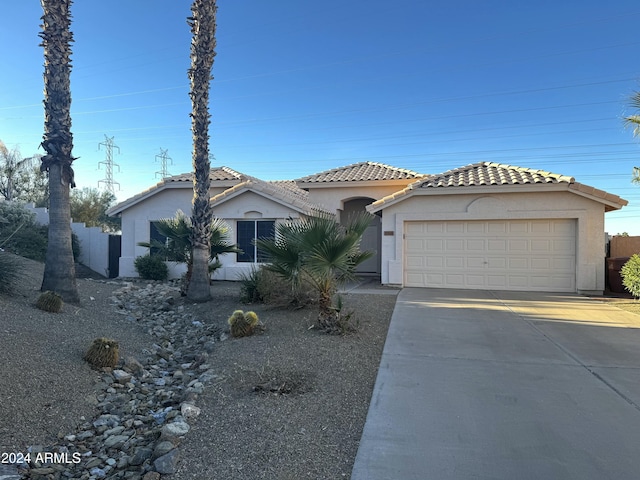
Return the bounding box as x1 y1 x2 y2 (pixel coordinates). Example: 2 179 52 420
107 161 627 294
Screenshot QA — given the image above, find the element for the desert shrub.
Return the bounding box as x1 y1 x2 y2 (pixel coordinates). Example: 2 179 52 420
134 254 169 281
621 254 640 299
0 203 80 262
0 252 20 294
239 267 263 303
239 266 315 307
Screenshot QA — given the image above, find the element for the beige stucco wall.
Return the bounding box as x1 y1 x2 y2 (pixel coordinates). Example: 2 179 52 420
117 187 305 280
212 191 305 280
377 188 607 294
305 183 410 219
118 186 230 278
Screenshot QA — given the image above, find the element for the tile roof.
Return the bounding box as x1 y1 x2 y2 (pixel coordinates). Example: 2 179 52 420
210 177 331 215
367 161 628 212
107 166 246 215
159 166 245 183
295 161 425 183
415 162 574 188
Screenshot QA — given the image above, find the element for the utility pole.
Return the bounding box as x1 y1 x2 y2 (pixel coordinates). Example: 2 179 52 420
98 135 120 193
155 148 173 179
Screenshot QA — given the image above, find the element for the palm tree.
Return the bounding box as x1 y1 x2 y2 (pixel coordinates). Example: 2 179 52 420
138 210 239 291
256 213 374 333
624 90 640 184
38 0 79 303
186 0 217 301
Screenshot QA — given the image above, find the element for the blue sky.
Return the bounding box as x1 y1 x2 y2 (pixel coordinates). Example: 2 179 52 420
1 1 640 234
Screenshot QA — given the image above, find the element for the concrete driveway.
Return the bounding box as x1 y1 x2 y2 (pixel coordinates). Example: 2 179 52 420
351 288 640 480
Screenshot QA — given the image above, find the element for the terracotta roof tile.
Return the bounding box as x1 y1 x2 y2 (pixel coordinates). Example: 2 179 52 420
295 161 425 183
367 161 628 213
210 177 330 215
417 162 574 188
107 166 246 215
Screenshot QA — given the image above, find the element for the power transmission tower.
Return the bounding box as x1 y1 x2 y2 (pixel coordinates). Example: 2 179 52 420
98 135 121 193
155 148 173 179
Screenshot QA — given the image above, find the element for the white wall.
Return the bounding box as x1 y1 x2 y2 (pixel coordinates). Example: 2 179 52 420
118 188 306 280
21 202 115 278
377 188 607 294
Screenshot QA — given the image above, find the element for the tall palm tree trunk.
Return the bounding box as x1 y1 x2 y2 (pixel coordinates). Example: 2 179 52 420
186 0 217 302
39 0 79 303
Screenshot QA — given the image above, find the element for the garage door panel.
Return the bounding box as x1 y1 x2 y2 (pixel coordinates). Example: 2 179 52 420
487 275 507 287
488 239 507 251
466 223 486 234
531 258 551 269
404 219 576 292
553 239 574 253
446 257 464 268
426 239 444 251
509 221 529 233
445 274 464 286
466 239 485 250
488 222 507 234
509 258 528 269
531 239 551 251
446 223 465 234
426 273 444 285
446 239 465 250
467 257 485 268
467 275 485 286
509 239 528 251
487 257 506 269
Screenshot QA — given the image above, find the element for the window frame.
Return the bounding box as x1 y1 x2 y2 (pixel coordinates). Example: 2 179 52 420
236 219 275 263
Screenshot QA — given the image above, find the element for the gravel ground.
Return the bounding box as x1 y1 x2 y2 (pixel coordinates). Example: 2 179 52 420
0 257 155 453
0 255 397 479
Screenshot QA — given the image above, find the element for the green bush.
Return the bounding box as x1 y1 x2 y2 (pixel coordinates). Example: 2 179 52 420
239 267 263 303
0 252 20 294
239 266 315 307
2 224 80 262
134 254 169 281
621 254 640 299
0 203 80 262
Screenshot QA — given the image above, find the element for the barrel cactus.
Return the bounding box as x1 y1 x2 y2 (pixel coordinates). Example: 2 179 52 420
36 291 64 313
84 337 120 369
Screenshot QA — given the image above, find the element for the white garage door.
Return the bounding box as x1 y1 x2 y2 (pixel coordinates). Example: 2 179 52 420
404 219 576 292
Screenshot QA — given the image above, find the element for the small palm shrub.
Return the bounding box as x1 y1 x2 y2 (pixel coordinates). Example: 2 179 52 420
0 252 20 294
134 254 169 281
256 212 373 332
239 268 264 303
36 290 64 312
84 337 120 368
621 254 640 299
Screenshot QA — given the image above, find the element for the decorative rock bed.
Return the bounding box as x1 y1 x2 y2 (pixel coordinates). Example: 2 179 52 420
17 281 226 480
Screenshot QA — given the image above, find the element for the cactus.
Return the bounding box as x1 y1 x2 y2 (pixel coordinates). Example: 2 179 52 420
84 337 120 369
35 291 63 313
228 310 262 338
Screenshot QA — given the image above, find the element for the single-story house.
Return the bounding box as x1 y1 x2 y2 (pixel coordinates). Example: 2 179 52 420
107 161 627 294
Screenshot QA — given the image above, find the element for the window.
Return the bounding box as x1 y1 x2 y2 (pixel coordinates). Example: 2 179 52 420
149 221 168 258
237 220 275 263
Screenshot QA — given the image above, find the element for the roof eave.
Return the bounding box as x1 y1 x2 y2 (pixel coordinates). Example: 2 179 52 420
367 181 630 214
568 182 628 212
211 183 330 216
